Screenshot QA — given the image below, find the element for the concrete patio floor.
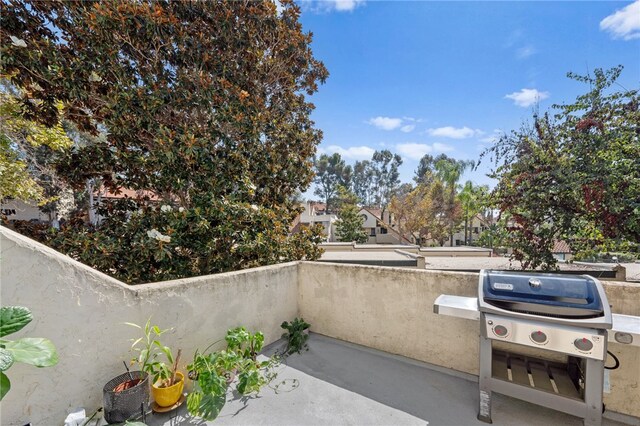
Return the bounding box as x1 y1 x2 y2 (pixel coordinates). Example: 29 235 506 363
147 334 631 426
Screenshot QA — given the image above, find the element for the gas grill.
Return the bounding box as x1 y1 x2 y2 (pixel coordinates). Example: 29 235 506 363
434 270 640 426
479 270 612 426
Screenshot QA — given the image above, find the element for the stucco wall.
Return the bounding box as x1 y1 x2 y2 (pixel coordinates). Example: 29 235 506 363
0 199 48 222
298 262 640 419
0 227 298 425
2 226 639 423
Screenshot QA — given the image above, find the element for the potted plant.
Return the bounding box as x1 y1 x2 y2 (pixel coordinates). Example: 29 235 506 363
0 306 58 401
103 318 181 423
127 319 184 409
281 317 311 355
186 326 278 421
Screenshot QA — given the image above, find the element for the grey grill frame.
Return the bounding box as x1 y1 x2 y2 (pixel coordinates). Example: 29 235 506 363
477 270 611 426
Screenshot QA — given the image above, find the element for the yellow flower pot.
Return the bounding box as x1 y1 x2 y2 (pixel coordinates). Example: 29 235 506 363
152 372 184 407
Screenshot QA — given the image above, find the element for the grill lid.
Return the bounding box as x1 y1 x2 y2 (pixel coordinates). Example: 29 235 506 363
480 270 605 320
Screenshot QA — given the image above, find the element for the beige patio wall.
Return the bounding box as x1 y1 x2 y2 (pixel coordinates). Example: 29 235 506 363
0 227 298 425
2 226 639 424
298 262 640 419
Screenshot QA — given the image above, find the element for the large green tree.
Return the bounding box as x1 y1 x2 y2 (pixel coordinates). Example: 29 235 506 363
484 66 639 269
389 177 448 246
352 160 374 206
0 90 72 204
313 153 352 213
414 154 473 246
435 157 473 246
371 150 402 218
458 181 489 245
414 153 449 184
1 0 329 283
335 203 368 244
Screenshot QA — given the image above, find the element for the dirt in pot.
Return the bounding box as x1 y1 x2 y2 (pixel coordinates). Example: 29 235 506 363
113 379 142 392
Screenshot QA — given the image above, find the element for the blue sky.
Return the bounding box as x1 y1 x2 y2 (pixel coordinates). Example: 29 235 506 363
297 0 640 194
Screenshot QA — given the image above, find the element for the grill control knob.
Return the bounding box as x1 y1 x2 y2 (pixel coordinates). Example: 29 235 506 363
531 330 547 344
493 325 508 337
574 338 593 352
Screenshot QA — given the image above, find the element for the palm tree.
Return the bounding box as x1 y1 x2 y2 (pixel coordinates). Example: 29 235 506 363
435 158 474 246
458 181 474 245
458 181 489 245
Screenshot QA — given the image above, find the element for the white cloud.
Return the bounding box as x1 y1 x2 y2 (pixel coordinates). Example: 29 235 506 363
395 142 454 160
516 45 536 59
600 0 640 40
368 116 422 132
427 126 480 139
504 88 549 107
304 0 365 13
396 143 432 160
334 0 365 11
321 144 375 160
433 143 454 152
367 116 403 131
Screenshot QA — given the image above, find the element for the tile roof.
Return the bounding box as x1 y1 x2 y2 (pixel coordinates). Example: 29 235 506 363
97 187 160 201
552 240 571 253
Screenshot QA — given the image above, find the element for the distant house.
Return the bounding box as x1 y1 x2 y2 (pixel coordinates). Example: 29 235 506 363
439 213 493 247
292 203 420 245
90 187 160 225
2 188 168 227
359 207 412 245
552 240 573 261
0 199 49 223
1 189 76 225
294 202 338 242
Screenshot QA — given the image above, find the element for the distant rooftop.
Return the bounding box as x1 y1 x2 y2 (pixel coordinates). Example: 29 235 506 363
420 246 492 252
320 250 418 267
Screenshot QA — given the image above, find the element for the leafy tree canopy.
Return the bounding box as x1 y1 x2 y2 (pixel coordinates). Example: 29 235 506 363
0 90 72 203
458 181 490 245
335 203 368 244
483 66 639 269
389 179 448 247
1 0 328 283
414 154 449 184
371 150 402 214
352 160 374 206
313 153 351 213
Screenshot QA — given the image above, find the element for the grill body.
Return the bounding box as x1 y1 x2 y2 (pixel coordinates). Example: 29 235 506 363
477 270 612 426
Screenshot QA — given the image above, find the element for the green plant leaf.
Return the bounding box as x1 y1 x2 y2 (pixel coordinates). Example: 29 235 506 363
0 348 13 371
139 349 148 364
187 391 225 421
4 338 58 367
0 306 33 337
0 371 9 401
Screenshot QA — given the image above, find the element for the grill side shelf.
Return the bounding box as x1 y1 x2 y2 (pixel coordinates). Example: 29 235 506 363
433 295 479 321
610 314 640 347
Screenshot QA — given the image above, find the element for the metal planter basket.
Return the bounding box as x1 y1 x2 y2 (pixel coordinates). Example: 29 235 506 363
103 371 149 424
